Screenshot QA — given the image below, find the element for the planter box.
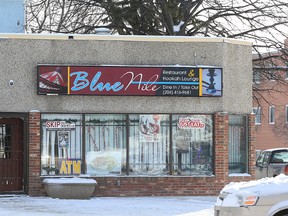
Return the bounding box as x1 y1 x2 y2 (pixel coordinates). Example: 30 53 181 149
43 178 97 199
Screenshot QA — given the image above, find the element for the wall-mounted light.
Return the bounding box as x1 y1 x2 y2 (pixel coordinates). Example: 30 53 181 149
9 80 14 86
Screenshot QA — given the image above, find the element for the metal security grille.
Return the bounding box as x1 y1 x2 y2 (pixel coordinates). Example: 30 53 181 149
0 124 11 159
228 115 248 174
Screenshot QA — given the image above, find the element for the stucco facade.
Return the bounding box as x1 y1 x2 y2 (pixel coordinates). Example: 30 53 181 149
0 35 252 113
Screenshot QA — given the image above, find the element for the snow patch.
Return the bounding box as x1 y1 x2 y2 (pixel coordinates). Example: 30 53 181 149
221 174 288 195
228 173 251 177
43 177 96 184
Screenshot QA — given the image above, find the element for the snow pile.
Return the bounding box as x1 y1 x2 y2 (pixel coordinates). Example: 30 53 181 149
221 174 288 195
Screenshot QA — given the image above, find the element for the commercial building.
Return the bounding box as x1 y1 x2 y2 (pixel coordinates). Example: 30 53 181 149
0 34 255 196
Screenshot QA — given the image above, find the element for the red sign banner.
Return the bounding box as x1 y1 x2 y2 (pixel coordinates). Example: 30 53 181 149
37 65 222 97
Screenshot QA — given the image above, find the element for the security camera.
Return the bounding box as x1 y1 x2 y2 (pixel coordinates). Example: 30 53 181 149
9 80 14 86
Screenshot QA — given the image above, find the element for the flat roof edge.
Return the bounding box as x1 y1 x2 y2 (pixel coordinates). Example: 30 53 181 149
0 33 252 45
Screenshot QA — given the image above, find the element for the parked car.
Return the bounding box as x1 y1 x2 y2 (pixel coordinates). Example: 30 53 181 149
255 148 288 179
214 174 288 216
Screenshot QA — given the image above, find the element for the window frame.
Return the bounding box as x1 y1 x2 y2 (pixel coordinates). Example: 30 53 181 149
40 113 83 176
268 70 276 81
252 107 261 125
85 114 127 176
228 114 249 174
285 105 288 123
269 106 275 124
253 70 261 84
171 114 214 176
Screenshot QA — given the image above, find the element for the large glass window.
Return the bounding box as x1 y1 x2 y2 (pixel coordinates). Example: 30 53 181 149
228 115 248 174
128 114 169 175
172 115 213 176
85 114 126 176
41 114 83 175
40 113 217 177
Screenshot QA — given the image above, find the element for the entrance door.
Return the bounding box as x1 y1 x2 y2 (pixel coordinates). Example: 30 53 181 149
0 118 24 192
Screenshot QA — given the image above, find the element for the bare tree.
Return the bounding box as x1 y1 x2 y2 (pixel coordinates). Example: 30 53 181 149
26 0 288 101
253 49 288 104
26 0 105 33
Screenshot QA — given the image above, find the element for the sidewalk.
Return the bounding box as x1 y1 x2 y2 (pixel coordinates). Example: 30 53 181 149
0 195 217 216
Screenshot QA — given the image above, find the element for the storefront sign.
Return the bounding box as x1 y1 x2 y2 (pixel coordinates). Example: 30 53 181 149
46 121 75 130
38 65 222 97
178 117 205 129
59 159 81 175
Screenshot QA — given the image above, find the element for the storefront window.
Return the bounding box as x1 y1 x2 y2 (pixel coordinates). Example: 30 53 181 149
85 114 126 176
228 115 248 174
40 113 215 177
41 114 82 175
129 114 169 175
172 115 213 176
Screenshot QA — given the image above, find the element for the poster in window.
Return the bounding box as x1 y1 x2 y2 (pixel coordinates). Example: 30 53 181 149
177 116 205 129
139 115 160 142
86 151 122 175
58 131 69 148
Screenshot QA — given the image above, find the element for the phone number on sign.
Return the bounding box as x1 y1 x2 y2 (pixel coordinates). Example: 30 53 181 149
162 90 191 95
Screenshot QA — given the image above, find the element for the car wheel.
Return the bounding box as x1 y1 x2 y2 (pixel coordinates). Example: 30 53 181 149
274 210 288 216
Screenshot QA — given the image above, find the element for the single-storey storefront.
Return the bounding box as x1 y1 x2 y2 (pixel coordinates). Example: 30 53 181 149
0 34 255 196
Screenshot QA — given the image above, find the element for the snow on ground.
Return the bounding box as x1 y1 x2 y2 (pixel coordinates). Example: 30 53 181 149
0 195 216 216
3 175 288 216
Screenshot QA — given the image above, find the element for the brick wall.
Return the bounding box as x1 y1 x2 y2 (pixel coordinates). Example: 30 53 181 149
214 112 229 185
28 111 255 197
92 176 219 197
248 113 256 178
253 48 288 151
28 111 46 196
